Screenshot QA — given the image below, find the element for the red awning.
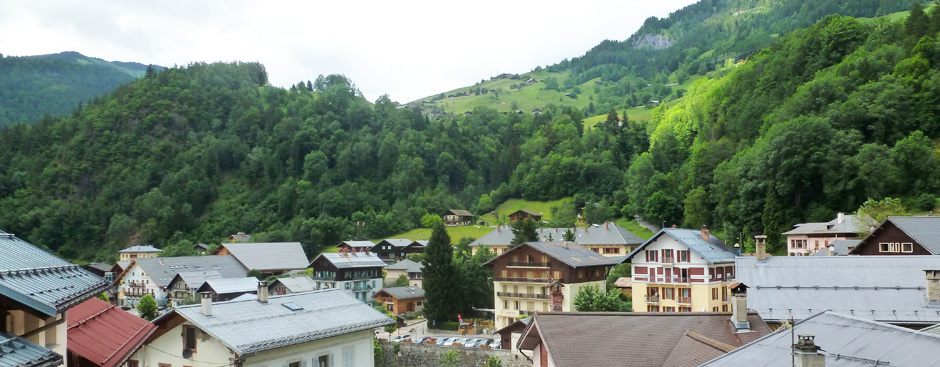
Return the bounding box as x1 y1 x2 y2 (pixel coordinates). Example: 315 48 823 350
67 298 156 367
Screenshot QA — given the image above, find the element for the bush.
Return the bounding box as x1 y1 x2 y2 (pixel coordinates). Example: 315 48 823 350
436 321 460 331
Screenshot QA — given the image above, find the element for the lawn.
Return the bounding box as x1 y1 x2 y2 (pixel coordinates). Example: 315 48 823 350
478 197 572 225
373 226 495 244
614 217 656 240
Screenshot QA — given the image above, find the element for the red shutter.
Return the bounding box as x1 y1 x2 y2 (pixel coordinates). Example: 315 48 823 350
645 250 649 262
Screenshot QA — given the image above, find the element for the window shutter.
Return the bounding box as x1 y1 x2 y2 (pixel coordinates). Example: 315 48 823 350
301 360 307 367
645 251 649 262
329 354 335 367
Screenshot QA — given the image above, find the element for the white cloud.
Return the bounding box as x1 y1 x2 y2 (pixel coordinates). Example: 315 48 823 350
0 0 698 102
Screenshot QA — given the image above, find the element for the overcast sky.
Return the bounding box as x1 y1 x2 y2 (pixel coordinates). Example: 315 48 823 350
0 0 698 103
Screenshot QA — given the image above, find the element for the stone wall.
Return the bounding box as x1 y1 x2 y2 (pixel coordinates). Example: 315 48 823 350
377 342 530 367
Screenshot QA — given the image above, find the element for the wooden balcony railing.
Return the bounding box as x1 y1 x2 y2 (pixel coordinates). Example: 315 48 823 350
494 277 553 284
506 262 550 268
497 292 549 299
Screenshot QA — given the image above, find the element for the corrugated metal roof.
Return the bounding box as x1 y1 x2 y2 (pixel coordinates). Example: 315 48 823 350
216 242 309 271
0 233 109 316
626 229 738 265
197 277 259 295
0 331 62 367
66 298 156 367
488 242 621 268
377 286 424 300
375 239 414 249
132 256 247 288
172 270 222 289
702 311 940 367
173 289 394 354
314 253 386 269
270 277 317 293
782 214 864 235
736 256 940 323
118 245 162 253
811 240 860 256
338 241 375 248
469 224 645 247
384 259 422 273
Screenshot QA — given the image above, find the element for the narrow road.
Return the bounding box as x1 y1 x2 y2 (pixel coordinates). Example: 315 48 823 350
634 215 661 233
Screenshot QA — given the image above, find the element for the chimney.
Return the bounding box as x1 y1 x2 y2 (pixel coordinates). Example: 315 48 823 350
200 292 212 316
730 284 750 331
258 281 269 303
794 335 825 367
836 212 844 224
927 270 940 304
605 221 609 230
755 235 767 261
826 245 834 257
700 225 710 242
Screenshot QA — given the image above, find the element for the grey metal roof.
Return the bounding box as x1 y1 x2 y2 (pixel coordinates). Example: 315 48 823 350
270 277 317 293
338 241 375 248
469 224 645 247
811 240 860 256
0 331 62 367
444 209 474 217
173 289 394 354
735 256 940 324
229 233 251 242
313 253 386 269
132 256 247 288
115 261 131 271
884 216 940 254
490 242 621 268
118 245 162 253
922 323 940 335
626 229 738 265
0 233 109 316
378 286 425 300
782 214 864 236
197 277 259 294
702 311 940 367
217 242 309 271
376 239 414 248
385 259 423 273
172 270 222 289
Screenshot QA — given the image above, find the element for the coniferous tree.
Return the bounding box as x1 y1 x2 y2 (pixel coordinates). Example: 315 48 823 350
510 219 539 248
421 222 462 323
907 3 928 38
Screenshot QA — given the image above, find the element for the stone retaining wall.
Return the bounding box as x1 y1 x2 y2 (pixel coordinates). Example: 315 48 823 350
377 342 530 367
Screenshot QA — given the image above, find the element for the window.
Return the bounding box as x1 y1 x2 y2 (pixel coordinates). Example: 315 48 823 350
183 325 197 352
678 250 689 262
127 361 139 367
664 288 674 300
647 305 659 312
664 307 676 312
711 288 718 300
903 243 914 253
553 271 561 280
679 307 692 312
343 346 355 367
647 250 658 262
713 307 719 312
503 300 508 309
515 301 520 310
159 364 170 367
880 243 908 252
288 362 300 367
317 355 331 367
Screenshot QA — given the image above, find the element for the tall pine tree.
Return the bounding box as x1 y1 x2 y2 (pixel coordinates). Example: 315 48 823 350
510 219 539 248
421 222 463 323
906 3 928 38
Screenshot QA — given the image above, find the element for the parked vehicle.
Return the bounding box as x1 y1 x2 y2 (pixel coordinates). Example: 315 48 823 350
436 337 450 345
413 337 430 344
489 339 501 349
391 334 411 343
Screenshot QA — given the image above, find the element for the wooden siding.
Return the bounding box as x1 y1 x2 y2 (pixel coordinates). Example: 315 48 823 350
853 221 932 255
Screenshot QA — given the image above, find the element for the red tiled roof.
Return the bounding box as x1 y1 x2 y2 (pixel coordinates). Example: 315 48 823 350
67 298 156 367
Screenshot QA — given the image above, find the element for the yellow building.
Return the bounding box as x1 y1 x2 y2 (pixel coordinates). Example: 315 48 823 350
118 245 162 261
626 227 739 313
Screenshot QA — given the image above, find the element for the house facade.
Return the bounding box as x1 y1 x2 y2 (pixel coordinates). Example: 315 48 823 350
508 210 542 223
372 286 425 314
210 242 309 277
626 227 739 313
268 277 317 296
112 256 247 308
848 216 940 255
166 271 222 306
307 252 385 302
442 209 474 226
469 222 646 257
118 245 162 261
130 289 392 367
371 239 425 264
195 277 259 302
485 242 620 330
383 259 423 287
335 240 375 254
782 213 864 256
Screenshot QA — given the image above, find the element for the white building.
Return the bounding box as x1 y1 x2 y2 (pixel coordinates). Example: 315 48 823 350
112 256 247 307
307 252 386 302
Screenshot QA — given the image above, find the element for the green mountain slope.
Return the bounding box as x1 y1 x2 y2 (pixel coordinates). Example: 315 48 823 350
0 51 159 127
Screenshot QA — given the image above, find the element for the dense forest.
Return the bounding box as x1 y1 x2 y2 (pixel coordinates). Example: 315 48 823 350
0 51 156 127
1 1 939 262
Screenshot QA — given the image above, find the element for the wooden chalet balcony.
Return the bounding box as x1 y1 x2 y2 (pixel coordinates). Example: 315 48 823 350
644 295 659 303
506 262 550 268
494 276 552 284
497 292 549 300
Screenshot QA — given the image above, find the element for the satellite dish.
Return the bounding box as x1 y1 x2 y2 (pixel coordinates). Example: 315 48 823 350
182 349 193 359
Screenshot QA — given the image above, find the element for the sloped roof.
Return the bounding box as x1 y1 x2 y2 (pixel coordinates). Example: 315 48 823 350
866 216 940 254
811 240 860 256
213 242 309 271
118 245 162 253
375 239 414 249
313 253 387 269
625 228 738 265
83 263 113 273
170 270 222 289
377 286 425 300
486 242 621 268
66 298 156 367
735 255 940 324
662 331 735 367
171 289 394 354
0 331 61 367
517 312 770 367
469 223 645 247
613 277 632 288
782 214 864 236
921 323 940 335
385 259 423 273
197 277 259 294
443 209 474 217
115 261 131 271
229 233 251 242
130 256 247 288
702 311 940 367
337 241 375 248
270 277 317 293
511 209 541 216
0 232 109 316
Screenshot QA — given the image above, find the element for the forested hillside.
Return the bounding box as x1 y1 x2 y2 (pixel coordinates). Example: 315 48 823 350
0 51 157 127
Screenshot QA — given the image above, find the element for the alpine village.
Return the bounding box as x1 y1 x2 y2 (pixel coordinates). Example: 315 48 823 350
6 1 940 366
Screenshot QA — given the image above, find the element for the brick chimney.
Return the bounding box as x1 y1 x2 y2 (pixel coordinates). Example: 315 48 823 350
700 225 710 242
200 291 212 316
258 280 269 303
794 335 825 367
754 235 767 261
927 270 940 304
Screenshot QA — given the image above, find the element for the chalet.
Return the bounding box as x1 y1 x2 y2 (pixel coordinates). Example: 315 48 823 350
848 216 940 255
0 231 109 367
227 232 251 242
810 239 860 256
783 212 864 256
493 318 530 353
166 270 222 306
118 245 162 261
526 78 537 84
80 263 112 278
211 242 309 276
614 277 632 297
703 311 940 366
336 240 375 254
485 241 621 329
508 209 542 223
625 226 740 313
112 256 247 308
307 252 386 302
193 243 210 254
66 298 155 367
130 288 392 367
195 277 259 302
531 109 542 115
371 239 425 264
469 222 645 257
517 311 770 367
268 277 317 296
373 286 425 315
442 209 474 226
384 259 423 287
735 255 940 327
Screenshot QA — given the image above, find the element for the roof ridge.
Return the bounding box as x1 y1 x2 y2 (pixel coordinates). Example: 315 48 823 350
683 330 736 352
